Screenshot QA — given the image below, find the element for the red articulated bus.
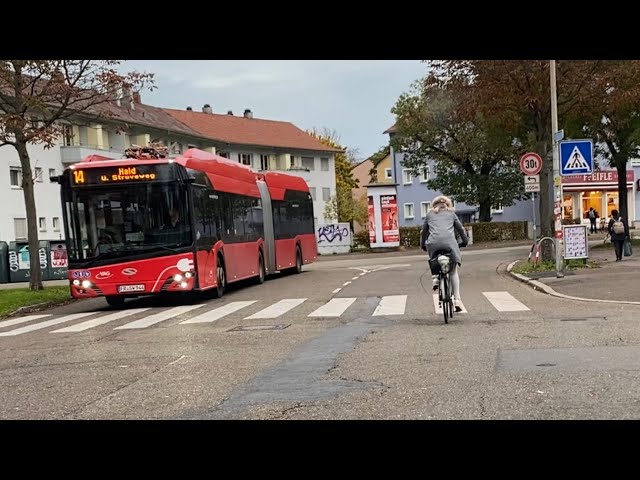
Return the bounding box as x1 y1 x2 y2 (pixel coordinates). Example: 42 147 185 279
51 147 317 307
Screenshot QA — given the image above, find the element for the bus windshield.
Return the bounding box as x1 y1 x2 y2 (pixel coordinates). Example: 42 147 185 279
65 182 191 263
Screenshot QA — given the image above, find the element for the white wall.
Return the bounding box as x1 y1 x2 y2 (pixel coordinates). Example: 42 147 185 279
0 142 66 242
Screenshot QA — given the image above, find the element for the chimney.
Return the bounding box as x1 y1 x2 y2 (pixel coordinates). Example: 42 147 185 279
227 110 233 115
126 86 135 110
186 106 193 111
203 104 213 114
133 91 141 104
243 109 253 119
112 85 123 107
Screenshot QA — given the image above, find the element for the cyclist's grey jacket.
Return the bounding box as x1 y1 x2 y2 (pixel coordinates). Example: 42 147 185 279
420 209 468 265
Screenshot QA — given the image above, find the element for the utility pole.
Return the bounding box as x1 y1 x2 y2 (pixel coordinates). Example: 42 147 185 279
550 60 564 278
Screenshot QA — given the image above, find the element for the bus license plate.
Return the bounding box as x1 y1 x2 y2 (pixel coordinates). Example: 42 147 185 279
118 284 145 293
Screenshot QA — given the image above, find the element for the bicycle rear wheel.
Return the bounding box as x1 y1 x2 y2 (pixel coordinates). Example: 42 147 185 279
440 274 452 324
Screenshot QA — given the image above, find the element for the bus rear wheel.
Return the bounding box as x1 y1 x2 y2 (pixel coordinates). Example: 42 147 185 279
255 253 266 284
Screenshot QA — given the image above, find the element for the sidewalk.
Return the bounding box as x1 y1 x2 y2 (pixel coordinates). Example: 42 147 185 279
316 239 533 262
510 238 640 303
0 279 68 290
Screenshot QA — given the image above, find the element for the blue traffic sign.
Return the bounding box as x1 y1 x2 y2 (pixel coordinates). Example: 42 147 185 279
560 139 593 176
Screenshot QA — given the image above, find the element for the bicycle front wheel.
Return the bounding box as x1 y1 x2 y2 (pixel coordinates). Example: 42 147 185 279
440 274 452 324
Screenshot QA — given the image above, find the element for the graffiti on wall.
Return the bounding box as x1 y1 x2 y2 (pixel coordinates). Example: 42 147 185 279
317 224 351 245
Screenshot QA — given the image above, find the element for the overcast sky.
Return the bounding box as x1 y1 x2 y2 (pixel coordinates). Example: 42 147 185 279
122 60 427 160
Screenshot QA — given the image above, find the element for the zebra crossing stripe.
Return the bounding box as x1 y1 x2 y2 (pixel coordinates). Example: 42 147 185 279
372 295 407 316
115 304 206 329
0 312 97 336
432 294 467 314
181 301 257 324
244 298 307 319
308 298 357 317
0 314 51 329
51 308 151 333
482 292 530 311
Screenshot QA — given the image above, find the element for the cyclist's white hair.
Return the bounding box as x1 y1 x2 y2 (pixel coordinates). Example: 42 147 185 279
431 195 454 212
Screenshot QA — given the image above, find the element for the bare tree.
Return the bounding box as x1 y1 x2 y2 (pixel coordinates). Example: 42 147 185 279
0 60 154 290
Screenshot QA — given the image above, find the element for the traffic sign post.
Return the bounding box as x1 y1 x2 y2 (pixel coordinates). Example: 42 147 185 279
520 153 543 240
560 139 593 176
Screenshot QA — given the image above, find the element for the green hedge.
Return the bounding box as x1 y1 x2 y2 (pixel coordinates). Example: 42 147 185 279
353 230 370 249
399 221 529 246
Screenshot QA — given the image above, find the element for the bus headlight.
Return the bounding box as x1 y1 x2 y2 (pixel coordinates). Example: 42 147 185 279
180 281 188 288
72 279 80 286
185 272 192 279
82 280 91 289
174 274 183 282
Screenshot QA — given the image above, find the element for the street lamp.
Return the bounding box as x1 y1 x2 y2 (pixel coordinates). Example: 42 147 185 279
550 60 564 278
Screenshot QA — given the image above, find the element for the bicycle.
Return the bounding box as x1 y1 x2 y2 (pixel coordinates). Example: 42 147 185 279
430 252 454 324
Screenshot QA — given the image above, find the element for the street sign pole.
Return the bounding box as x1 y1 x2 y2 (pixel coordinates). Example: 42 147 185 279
550 60 564 278
532 192 537 239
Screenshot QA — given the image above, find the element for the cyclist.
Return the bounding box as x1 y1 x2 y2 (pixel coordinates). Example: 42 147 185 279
420 195 468 312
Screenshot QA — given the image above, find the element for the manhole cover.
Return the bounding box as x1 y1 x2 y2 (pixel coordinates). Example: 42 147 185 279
227 324 290 332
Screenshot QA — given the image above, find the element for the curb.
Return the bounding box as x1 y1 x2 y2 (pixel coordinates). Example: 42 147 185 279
506 260 640 306
3 297 75 319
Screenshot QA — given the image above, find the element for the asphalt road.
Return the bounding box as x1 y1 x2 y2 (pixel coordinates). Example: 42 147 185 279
2 245 640 420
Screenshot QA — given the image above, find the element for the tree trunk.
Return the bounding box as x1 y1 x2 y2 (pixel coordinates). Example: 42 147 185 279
478 200 491 222
537 140 554 261
15 139 43 291
615 158 628 222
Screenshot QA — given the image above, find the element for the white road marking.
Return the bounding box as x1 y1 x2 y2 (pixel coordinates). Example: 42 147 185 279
483 291 530 311
343 281 351 286
244 298 306 319
372 295 407 316
51 308 151 333
332 288 342 294
0 312 97 336
115 304 206 329
432 294 467 314
308 298 357 317
181 301 257 324
352 276 360 280
0 314 51 329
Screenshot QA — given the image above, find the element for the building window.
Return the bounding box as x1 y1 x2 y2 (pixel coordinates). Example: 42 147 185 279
321 158 329 171
49 168 56 179
260 155 270 170
14 218 27 240
290 155 296 168
238 153 252 166
62 124 74 146
491 203 504 214
39 217 46 231
322 187 331 201
35 167 43 182
218 152 229 159
301 156 315 171
10 167 22 187
403 169 412 185
385 168 392 179
404 203 415 219
53 217 60 231
420 167 430 183
421 201 431 218
309 187 316 201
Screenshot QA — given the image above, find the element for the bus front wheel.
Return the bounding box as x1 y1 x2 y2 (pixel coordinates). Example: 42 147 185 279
214 257 226 298
106 296 125 308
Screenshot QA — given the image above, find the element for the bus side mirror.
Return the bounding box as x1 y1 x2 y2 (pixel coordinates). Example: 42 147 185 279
50 175 61 184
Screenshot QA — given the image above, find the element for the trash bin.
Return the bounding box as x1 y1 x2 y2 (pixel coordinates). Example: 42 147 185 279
47 241 69 280
0 241 9 284
9 240 51 283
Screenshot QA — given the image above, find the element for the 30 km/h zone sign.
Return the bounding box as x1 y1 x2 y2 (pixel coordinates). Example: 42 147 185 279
520 152 543 176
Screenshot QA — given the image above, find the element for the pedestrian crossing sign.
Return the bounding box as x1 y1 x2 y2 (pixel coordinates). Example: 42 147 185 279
560 139 593 175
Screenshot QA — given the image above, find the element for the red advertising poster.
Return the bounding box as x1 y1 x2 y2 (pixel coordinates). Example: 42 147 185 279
368 196 376 243
380 194 399 243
